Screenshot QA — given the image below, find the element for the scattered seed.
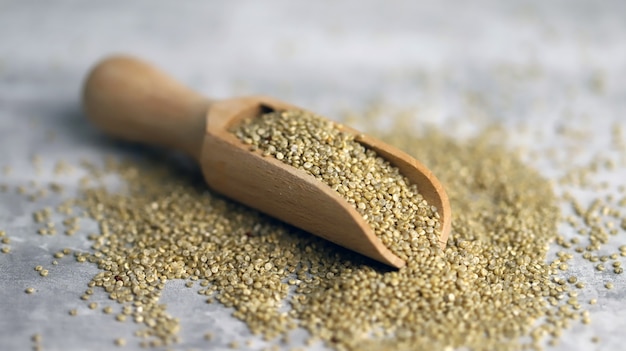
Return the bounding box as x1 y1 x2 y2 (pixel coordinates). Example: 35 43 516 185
116 314 126 322
7 99 625 351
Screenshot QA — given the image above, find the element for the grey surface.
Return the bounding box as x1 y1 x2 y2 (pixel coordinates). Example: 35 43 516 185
1 1 626 350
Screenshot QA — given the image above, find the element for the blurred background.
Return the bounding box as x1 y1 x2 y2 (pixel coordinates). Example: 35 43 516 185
1 1 625 350
2 0 624 123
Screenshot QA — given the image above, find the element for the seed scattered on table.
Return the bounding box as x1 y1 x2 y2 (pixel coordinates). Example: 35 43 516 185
116 314 126 322
53 115 569 351
31 334 41 343
9 102 625 350
591 336 600 343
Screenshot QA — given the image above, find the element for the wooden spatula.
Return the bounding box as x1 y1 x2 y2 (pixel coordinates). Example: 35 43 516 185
82 56 451 268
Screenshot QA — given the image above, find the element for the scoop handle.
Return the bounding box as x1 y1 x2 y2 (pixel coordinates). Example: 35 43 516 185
82 56 211 160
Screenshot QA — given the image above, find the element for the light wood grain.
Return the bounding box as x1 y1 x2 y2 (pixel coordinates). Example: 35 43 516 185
82 55 452 269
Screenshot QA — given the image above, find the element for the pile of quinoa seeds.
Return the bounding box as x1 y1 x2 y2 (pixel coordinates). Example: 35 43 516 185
2 111 625 351
233 109 441 262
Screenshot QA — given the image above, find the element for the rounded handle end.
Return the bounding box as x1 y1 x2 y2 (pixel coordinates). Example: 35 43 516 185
83 55 210 159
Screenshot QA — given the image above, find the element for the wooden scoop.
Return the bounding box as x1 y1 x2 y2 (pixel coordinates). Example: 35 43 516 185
82 56 451 269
